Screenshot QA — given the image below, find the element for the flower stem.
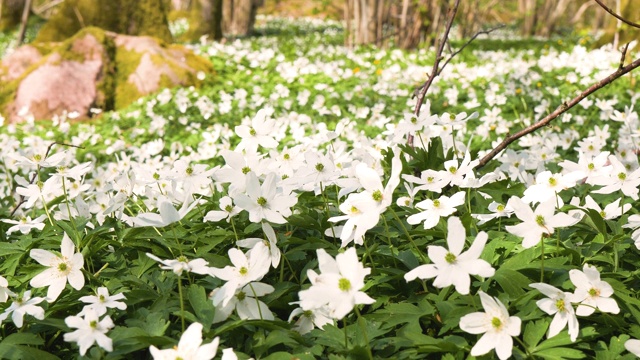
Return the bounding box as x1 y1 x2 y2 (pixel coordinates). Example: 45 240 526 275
320 182 337 240
389 208 427 263
382 215 398 267
230 217 239 242
354 307 374 360
540 237 545 282
178 275 185 332
248 283 264 320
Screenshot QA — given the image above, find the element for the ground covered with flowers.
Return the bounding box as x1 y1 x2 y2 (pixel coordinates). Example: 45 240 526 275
2 16 640 359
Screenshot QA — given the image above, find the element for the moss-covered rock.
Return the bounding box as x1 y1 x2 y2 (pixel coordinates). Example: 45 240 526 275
35 0 173 43
112 34 212 109
0 27 212 122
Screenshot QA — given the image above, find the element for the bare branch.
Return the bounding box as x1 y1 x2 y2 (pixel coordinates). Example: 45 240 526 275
9 142 84 217
475 55 640 169
620 42 630 69
593 0 640 29
438 24 506 76
411 24 505 102
412 0 461 119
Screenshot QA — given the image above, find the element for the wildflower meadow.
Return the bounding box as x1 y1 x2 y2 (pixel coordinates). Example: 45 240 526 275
3 15 640 359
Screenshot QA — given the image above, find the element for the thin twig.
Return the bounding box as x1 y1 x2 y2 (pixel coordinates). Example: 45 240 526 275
619 42 630 69
407 0 460 147
438 24 506 76
413 0 460 118
9 142 84 217
475 55 640 169
593 0 640 29
411 23 505 100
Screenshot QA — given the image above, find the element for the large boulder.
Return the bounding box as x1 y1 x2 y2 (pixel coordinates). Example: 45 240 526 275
0 27 212 123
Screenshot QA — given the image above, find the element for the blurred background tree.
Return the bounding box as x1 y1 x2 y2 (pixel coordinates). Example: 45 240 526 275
0 0 637 47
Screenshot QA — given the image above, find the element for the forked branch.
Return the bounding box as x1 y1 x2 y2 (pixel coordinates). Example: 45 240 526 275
593 0 640 29
475 54 640 169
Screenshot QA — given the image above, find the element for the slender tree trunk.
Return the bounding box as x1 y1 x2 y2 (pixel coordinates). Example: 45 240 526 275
212 0 222 40
16 0 31 44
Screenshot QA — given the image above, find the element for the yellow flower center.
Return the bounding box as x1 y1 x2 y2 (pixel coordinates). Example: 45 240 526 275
338 277 351 292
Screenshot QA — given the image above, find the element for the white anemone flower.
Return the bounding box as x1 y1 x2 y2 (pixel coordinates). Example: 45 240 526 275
29 233 85 302
569 264 620 316
459 291 521 360
405 217 494 295
530 283 579 342
150 322 220 360
64 308 114 356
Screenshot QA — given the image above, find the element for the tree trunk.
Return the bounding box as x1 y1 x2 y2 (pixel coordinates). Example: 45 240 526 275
222 0 262 37
0 0 24 30
16 0 31 44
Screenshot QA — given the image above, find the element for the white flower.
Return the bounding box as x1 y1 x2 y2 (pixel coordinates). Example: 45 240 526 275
459 291 521 360
0 290 45 328
78 287 127 316
204 196 241 222
235 108 279 153
3 215 47 235
405 217 494 295
29 233 85 302
211 282 275 323
530 283 579 341
132 196 200 228
288 303 333 334
150 322 220 360
234 172 297 224
236 222 281 268
147 253 211 276
209 243 271 307
625 339 640 357
505 197 577 249
298 248 375 320
472 201 514 225
569 264 619 316
64 309 114 356
0 275 15 303
407 191 465 229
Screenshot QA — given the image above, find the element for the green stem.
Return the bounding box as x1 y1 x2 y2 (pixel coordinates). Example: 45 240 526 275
248 283 264 320
354 307 374 360
540 237 545 283
320 182 337 240
178 276 185 332
230 217 239 242
382 215 398 267
61 177 81 244
389 208 427 263
514 335 532 357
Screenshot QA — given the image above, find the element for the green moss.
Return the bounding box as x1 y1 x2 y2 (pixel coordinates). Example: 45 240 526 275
35 0 172 43
113 42 212 109
112 47 144 109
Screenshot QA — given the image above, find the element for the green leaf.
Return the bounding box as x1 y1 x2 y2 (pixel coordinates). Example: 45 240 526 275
263 352 315 360
493 268 531 297
187 284 215 331
534 347 586 359
524 319 549 348
371 300 434 329
595 334 631 360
